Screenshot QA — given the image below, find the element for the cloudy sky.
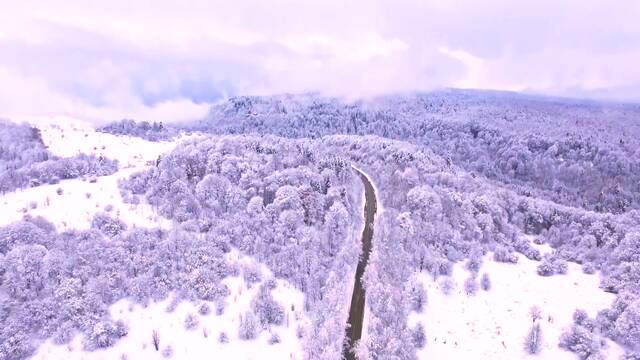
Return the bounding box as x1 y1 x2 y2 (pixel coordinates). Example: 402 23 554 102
1 0 639 123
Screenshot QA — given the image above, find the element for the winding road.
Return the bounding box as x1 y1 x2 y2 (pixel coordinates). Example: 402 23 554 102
343 166 378 360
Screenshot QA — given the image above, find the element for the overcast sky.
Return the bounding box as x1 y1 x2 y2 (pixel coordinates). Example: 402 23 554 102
1 0 639 123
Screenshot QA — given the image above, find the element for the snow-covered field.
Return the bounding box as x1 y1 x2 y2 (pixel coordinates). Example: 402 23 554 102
0 116 185 230
20 115 176 168
32 251 310 360
0 168 171 230
410 250 625 360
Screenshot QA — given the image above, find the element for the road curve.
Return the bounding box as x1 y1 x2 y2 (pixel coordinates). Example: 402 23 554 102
343 166 378 359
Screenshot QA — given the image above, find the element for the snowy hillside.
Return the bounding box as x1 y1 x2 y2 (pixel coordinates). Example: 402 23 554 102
0 117 363 360
1 91 640 360
1 116 181 230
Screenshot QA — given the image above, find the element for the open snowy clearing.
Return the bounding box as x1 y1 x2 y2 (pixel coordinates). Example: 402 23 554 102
32 250 310 360
410 250 625 359
0 116 189 230
0 167 171 230
16 115 182 168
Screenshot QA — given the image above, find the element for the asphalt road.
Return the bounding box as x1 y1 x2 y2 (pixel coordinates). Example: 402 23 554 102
343 167 377 360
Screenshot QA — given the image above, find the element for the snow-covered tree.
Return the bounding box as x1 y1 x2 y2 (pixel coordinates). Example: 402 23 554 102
238 311 259 340
3 244 47 301
615 299 640 349
559 324 602 359
524 323 542 355
252 284 285 326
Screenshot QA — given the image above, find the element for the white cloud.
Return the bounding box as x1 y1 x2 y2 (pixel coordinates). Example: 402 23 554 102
0 0 639 123
438 47 491 90
280 34 409 64
0 66 209 124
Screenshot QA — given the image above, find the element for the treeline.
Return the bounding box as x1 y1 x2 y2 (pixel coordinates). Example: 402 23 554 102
97 119 178 141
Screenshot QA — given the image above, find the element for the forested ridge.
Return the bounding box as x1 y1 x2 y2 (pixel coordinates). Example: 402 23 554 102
194 90 640 214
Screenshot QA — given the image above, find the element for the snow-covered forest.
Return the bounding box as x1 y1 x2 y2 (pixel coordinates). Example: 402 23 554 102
196 91 640 214
119 135 364 358
1 90 640 359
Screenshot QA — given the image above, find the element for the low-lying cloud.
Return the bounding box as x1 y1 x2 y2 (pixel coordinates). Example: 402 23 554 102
1 0 639 123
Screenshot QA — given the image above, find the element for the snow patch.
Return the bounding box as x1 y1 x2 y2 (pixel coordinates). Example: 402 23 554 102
0 117 191 230
411 253 625 359
0 167 170 230
28 115 184 167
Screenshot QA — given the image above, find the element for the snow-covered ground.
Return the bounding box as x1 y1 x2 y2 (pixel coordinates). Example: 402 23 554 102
410 250 625 360
0 167 172 230
0 116 190 230
32 251 310 360
18 115 176 168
